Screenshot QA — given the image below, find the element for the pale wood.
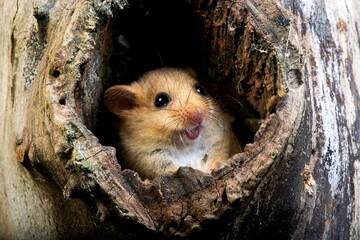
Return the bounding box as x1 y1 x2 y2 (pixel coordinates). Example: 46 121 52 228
0 0 359 239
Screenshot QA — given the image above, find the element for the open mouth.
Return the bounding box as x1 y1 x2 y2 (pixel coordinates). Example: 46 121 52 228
184 126 200 140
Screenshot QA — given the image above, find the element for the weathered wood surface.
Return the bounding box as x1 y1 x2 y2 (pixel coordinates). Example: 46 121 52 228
0 0 359 239
287 1 360 238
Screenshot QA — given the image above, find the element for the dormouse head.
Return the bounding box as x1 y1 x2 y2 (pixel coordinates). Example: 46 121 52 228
103 68 214 141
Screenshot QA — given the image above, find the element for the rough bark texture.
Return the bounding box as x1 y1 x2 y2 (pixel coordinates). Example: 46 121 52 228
0 0 359 239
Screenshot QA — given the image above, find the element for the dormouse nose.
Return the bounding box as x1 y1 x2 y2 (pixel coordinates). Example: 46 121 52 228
188 107 205 124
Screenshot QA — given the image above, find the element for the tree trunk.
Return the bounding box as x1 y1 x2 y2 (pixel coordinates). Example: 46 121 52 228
1 0 359 239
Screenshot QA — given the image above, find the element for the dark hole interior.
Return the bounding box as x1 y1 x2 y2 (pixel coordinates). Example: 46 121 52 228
107 0 201 83
95 0 263 162
59 98 66 105
53 69 60 78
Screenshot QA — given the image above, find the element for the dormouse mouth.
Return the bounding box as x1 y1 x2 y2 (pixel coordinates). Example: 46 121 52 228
184 126 200 140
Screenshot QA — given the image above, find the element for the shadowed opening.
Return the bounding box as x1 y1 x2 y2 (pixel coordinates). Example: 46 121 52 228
93 0 279 172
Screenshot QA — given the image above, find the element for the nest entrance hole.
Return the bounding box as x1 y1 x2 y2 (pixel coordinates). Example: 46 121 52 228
94 0 278 164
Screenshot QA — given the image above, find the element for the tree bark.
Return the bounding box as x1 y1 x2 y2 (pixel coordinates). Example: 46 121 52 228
0 0 359 239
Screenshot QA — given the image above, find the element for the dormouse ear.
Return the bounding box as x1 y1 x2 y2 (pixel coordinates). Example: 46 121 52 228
183 67 197 79
103 85 137 116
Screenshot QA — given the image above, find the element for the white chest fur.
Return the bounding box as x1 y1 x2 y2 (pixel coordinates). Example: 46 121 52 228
166 136 210 173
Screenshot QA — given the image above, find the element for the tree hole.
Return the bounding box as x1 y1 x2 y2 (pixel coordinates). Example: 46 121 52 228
59 98 66 105
52 69 60 78
93 0 281 176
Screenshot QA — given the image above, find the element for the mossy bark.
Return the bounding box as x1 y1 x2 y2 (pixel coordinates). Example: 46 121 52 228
1 0 359 239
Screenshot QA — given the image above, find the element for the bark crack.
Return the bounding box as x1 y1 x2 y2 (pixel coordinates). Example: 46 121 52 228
12 0 19 24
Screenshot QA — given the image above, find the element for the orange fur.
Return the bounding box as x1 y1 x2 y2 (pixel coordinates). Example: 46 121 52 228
104 68 240 179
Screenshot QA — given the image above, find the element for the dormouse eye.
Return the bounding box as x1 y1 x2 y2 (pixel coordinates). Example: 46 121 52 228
154 92 171 108
195 85 205 95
